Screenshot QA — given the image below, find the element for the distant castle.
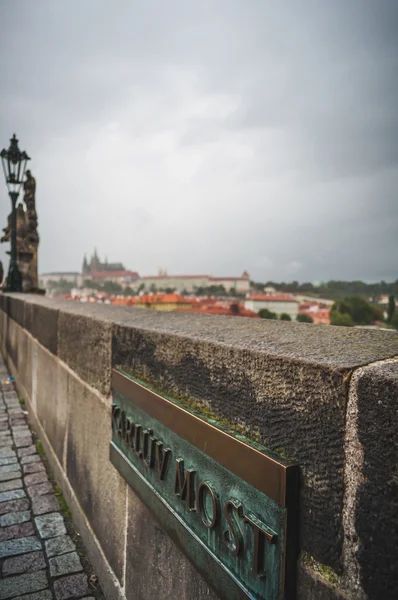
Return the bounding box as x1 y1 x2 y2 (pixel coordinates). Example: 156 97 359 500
82 249 126 277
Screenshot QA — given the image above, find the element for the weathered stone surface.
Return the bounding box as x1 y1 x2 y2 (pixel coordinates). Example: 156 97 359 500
17 446 36 458
31 495 59 516
58 310 113 395
45 535 76 558
0 570 48 599
35 345 68 464
3 550 46 576
11 593 52 600
22 463 45 475
125 487 217 600
0 440 13 449
21 455 41 465
24 472 48 487
0 450 16 459
0 521 35 542
24 302 59 356
297 565 349 600
14 437 33 449
0 464 20 474
66 375 126 581
0 489 25 503
10 592 52 600
49 551 82 577
35 512 66 539
0 511 31 527
0 457 18 466
0 478 23 492
53 573 88 600
26 482 53 499
353 361 398 600
0 499 29 515
0 536 41 558
0 470 21 483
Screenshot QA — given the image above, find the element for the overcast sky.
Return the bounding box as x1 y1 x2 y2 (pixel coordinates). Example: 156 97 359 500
0 1 397 282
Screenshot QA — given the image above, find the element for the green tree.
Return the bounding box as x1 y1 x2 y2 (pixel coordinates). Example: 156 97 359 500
280 313 292 321
390 312 398 330
296 313 313 323
387 295 395 323
331 296 382 326
258 309 277 320
330 310 354 327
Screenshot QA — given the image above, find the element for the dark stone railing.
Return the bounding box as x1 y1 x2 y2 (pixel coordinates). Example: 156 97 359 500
0 293 397 600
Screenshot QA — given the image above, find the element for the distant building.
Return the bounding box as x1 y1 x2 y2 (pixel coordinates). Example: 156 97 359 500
244 294 299 319
140 270 250 294
40 272 83 289
82 250 139 286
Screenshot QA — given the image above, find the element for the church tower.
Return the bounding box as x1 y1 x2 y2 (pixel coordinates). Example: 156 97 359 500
82 255 89 276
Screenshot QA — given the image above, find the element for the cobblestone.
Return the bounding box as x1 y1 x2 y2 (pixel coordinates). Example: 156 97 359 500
35 513 66 539
26 482 53 499
49 551 83 577
0 522 35 543
0 511 31 527
53 573 88 600
45 535 76 557
0 479 23 493
0 499 29 515
0 471 21 483
0 464 20 475
31 495 60 516
3 551 46 576
0 489 26 503
17 447 36 459
22 463 45 475
23 472 48 487
0 365 103 600
0 570 48 599
0 536 42 558
0 457 18 467
20 456 41 466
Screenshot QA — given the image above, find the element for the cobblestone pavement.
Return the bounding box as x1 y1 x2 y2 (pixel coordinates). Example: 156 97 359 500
0 358 104 600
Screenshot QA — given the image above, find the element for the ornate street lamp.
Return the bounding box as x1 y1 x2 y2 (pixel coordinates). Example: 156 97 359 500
1 134 30 292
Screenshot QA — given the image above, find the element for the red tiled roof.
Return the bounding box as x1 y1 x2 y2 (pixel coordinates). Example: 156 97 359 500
246 294 298 303
141 275 209 280
90 271 139 278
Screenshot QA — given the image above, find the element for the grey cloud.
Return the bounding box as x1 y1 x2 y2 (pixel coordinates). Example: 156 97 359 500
0 0 397 282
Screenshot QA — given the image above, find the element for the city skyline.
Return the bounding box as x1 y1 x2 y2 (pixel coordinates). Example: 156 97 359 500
1 1 397 282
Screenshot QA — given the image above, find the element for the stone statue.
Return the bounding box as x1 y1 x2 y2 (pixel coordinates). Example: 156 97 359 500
1 170 41 292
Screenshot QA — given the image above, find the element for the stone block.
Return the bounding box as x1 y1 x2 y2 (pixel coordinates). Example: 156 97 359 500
34 344 68 464
45 535 76 558
125 487 218 600
0 450 16 459
0 570 48 599
0 536 42 559
49 551 82 577
10 592 52 600
350 360 398 600
0 522 35 542
24 301 59 356
17 446 36 458
14 437 33 449
34 512 66 539
0 499 29 515
21 455 41 465
3 550 46 576
0 511 31 527
0 479 23 492
0 470 22 483
66 374 126 581
22 463 45 475
0 489 25 503
31 494 60 516
53 573 88 600
58 309 112 395
26 482 53 499
24 472 48 487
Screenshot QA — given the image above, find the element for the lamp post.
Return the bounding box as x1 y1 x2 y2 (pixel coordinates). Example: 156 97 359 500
1 134 30 292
